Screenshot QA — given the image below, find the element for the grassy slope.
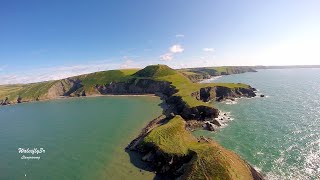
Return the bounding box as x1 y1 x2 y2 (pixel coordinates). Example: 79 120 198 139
0 81 57 101
143 116 253 179
77 69 139 94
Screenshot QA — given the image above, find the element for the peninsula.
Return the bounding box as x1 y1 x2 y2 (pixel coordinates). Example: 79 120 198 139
0 65 263 179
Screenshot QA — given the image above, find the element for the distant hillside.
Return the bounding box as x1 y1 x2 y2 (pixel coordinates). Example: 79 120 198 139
178 66 257 82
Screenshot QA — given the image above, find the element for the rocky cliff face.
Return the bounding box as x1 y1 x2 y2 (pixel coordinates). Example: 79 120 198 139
166 95 219 120
96 78 177 97
46 78 83 99
191 86 256 102
181 73 211 83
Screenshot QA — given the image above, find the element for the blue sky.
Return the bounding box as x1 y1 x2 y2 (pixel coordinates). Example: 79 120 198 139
0 0 320 84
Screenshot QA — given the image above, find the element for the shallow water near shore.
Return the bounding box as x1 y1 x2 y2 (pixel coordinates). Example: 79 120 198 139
195 68 320 179
0 96 162 179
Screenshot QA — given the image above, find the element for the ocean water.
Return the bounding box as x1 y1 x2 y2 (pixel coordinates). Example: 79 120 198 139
0 96 162 180
195 69 320 179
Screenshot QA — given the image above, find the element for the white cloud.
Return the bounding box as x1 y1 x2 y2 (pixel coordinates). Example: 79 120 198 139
160 44 185 61
170 44 184 53
120 59 134 69
0 61 121 85
160 53 173 61
175 34 185 38
203 48 215 52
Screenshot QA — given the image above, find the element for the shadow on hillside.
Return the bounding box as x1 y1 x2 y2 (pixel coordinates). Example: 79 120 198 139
158 97 175 117
125 149 172 180
124 94 175 180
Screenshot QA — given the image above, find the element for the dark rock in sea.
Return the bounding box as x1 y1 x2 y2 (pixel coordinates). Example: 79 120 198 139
212 120 222 127
17 96 22 103
205 121 215 131
260 94 265 97
81 90 86 96
191 86 256 103
1 97 9 105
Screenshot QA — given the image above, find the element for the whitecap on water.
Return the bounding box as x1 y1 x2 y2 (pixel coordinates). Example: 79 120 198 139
256 152 264 155
224 99 237 105
212 111 235 130
200 76 222 83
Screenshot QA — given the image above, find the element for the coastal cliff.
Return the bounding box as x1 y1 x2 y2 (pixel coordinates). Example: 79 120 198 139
127 116 264 180
0 65 263 179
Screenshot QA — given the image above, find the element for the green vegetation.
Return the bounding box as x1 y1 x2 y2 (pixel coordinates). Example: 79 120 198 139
0 85 23 99
133 64 176 78
144 115 196 155
77 69 139 93
0 81 57 101
143 116 253 179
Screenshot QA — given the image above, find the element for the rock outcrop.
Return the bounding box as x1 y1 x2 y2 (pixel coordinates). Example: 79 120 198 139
192 86 256 102
165 95 219 121
46 78 84 99
17 96 22 103
180 72 211 83
0 97 9 105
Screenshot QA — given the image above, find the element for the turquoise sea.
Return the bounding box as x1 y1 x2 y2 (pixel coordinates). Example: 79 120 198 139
0 96 162 180
195 68 320 179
